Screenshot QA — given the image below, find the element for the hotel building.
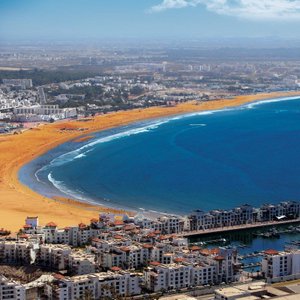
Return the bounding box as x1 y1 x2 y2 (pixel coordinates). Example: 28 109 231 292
261 249 300 283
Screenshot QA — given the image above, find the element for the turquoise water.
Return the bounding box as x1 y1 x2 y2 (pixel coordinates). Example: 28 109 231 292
20 96 300 214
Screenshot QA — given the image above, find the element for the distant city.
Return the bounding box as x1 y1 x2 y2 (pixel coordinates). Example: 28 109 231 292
1 42 300 132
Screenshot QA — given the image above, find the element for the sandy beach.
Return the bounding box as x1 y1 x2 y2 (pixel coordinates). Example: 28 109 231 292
1 91 300 232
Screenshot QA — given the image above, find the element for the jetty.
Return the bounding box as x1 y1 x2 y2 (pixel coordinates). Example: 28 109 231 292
179 218 300 238
286 240 300 246
241 262 261 269
238 252 264 260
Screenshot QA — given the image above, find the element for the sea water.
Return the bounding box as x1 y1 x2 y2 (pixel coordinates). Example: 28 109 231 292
20 97 300 214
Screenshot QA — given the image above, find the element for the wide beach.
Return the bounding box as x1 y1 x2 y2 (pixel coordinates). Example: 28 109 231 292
1 91 300 232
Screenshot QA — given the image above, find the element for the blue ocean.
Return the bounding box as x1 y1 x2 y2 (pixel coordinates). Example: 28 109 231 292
20 97 300 214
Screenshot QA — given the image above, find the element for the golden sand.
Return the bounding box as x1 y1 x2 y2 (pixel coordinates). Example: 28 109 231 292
0 91 299 232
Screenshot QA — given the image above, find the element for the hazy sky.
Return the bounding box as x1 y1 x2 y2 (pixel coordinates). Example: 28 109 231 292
0 0 300 41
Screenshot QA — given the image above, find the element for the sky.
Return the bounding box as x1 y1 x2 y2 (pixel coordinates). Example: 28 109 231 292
0 0 300 41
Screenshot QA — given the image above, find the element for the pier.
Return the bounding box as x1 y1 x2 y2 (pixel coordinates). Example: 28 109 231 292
286 240 300 246
179 218 300 238
241 262 261 269
238 252 264 260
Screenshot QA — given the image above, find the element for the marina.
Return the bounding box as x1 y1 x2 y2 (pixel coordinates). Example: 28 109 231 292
188 223 300 272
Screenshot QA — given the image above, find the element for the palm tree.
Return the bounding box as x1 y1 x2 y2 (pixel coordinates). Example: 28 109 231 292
83 289 94 300
102 283 124 300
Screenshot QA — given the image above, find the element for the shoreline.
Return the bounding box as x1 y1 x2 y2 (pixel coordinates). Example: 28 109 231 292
1 91 300 232
19 93 300 216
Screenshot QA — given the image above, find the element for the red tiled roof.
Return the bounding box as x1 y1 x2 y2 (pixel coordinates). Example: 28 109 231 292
190 246 201 251
92 238 101 242
53 273 65 280
210 248 220 255
142 244 154 249
46 222 57 227
120 246 130 252
114 220 124 226
174 257 185 263
200 248 220 256
200 249 210 256
114 235 123 239
18 234 29 239
23 224 32 229
214 256 225 261
147 233 156 238
123 225 135 231
264 249 279 255
150 261 161 266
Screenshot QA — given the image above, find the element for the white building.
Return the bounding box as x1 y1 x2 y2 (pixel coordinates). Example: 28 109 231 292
68 252 96 275
0 276 26 300
144 261 218 292
261 249 300 283
188 201 300 231
3 79 33 89
144 263 192 292
13 104 77 121
98 244 151 270
214 281 293 300
42 222 102 247
25 216 39 228
134 214 185 234
37 244 72 271
0 241 37 265
49 271 141 299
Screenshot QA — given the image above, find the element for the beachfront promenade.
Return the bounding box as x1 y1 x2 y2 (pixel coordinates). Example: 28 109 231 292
179 218 300 237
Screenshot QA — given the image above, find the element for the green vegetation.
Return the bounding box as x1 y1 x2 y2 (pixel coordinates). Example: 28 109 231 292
0 265 45 283
130 85 145 95
50 85 104 98
0 69 100 85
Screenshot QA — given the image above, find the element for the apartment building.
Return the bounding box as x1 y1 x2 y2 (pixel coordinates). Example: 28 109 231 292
0 276 26 300
13 104 77 121
49 271 141 299
144 245 238 292
188 201 300 231
68 252 96 275
192 262 216 286
134 214 185 234
144 254 238 293
42 223 101 246
37 244 72 271
0 241 37 265
98 244 151 270
2 79 33 89
261 249 300 283
259 201 300 221
144 263 192 292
